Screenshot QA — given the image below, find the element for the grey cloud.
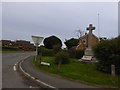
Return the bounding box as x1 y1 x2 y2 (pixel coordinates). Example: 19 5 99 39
2 2 118 44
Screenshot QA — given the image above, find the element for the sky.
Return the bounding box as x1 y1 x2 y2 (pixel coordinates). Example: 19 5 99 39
118 2 120 35
1 1 119 47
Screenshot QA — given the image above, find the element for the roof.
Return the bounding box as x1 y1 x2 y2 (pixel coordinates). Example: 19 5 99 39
79 33 98 40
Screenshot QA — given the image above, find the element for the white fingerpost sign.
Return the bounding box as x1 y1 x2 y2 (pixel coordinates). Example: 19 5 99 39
32 36 44 61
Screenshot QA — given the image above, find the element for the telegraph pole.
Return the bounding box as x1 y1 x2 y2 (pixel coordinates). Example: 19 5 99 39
98 13 100 38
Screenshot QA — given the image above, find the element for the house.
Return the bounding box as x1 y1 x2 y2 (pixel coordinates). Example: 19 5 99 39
1 40 14 47
1 40 35 51
14 40 34 51
76 32 99 50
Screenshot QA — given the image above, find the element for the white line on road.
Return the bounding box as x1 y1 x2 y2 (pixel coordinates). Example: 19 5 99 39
13 61 19 71
29 86 33 88
36 79 56 88
19 59 57 89
29 86 40 88
13 65 16 71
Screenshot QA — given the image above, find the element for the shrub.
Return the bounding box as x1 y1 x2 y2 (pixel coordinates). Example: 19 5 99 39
75 49 84 59
68 47 84 59
93 36 120 74
68 47 76 58
54 51 70 64
53 44 61 53
38 47 54 56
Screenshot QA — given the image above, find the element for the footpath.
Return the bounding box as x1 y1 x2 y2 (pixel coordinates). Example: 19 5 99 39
19 56 98 89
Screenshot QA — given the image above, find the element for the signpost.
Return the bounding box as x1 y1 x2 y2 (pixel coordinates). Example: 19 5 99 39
32 36 44 61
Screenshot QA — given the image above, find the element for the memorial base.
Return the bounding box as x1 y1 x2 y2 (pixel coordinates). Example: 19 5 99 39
81 48 94 61
84 48 93 56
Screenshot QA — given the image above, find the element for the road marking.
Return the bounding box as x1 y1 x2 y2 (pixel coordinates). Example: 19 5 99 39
13 65 16 71
29 86 40 88
13 61 19 71
29 86 33 88
19 59 57 89
36 79 56 88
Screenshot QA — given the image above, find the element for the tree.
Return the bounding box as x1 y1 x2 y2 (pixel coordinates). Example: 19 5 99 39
64 38 79 49
43 35 62 49
75 29 84 38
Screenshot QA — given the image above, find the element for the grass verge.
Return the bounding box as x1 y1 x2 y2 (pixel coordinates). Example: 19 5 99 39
32 56 120 88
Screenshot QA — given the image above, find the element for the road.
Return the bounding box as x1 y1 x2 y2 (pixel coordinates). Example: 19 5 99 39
2 52 41 88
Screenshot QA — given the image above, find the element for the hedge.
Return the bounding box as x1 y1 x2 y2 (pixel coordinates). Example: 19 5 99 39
93 36 120 74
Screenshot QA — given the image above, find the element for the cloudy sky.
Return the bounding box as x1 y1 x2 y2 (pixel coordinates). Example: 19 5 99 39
1 1 119 46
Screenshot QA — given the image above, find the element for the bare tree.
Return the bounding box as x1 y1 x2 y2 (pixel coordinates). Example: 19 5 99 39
75 28 84 38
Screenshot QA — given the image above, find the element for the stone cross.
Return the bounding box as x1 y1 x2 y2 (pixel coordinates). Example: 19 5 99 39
87 24 95 49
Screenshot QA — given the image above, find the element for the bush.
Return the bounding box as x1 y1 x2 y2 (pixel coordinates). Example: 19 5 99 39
93 36 120 74
68 47 76 58
53 44 61 53
54 51 70 64
68 47 84 59
75 49 84 59
38 47 54 56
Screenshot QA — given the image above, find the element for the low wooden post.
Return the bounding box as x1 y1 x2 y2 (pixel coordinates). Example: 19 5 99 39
39 52 42 66
111 64 115 83
58 59 62 71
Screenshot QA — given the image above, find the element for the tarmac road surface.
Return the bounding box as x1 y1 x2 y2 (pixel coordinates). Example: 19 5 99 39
2 52 41 89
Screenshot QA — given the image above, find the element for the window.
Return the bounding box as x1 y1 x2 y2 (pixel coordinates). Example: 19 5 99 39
82 39 86 44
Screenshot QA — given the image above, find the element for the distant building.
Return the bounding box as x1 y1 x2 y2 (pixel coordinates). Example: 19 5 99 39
15 40 34 51
99 37 107 41
76 32 99 50
1 40 35 51
1 40 14 47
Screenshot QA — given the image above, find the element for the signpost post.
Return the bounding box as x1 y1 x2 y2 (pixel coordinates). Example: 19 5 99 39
32 36 44 62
